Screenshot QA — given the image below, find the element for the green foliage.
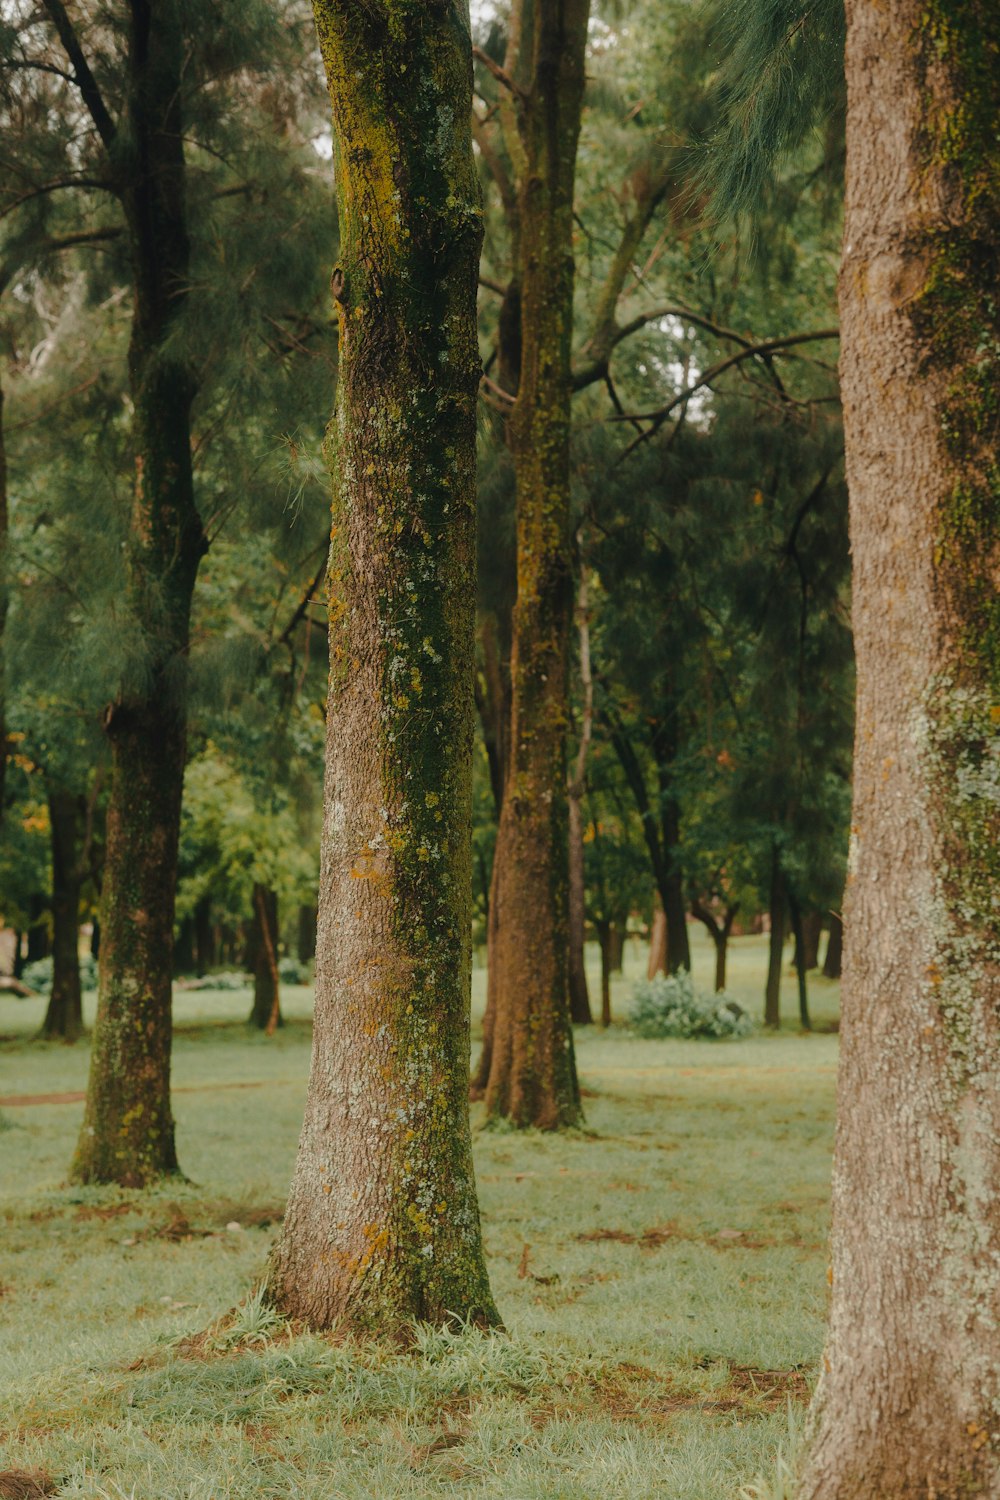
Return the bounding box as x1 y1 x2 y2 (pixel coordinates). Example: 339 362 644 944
628 971 753 1039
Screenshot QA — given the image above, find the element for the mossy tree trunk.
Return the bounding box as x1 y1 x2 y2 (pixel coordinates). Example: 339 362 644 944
41 786 83 1042
71 2 203 1186
267 0 498 1332
484 0 590 1129
801 4 1000 1495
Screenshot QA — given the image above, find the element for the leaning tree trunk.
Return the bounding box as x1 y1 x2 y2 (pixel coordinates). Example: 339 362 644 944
267 0 498 1332
41 786 83 1042
72 6 203 1186
801 4 1000 1496
484 0 589 1129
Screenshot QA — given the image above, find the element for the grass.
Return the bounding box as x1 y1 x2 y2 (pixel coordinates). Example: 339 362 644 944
0 930 837 1499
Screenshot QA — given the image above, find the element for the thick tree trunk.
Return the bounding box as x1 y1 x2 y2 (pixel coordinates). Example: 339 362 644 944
822 909 843 979
764 847 784 1029
40 787 82 1042
483 0 589 1130
72 6 203 1186
267 0 497 1332
801 5 1000 1495
647 905 667 979
249 885 282 1033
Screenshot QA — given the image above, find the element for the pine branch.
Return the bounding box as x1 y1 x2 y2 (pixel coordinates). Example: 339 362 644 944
41 0 117 150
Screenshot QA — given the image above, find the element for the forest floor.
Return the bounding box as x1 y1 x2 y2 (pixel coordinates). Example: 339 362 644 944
0 933 838 1499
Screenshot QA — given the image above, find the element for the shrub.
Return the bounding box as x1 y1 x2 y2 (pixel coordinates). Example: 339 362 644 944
278 955 311 984
21 954 99 996
627 970 753 1039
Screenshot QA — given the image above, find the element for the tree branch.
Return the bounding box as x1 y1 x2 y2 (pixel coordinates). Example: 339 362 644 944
41 0 117 149
473 46 526 100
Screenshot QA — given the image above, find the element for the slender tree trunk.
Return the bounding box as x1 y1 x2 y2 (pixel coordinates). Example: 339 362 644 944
801 909 823 970
764 847 784 1029
787 885 811 1032
608 921 624 973
690 896 738 992
801 6 1000 1495
483 0 589 1130
26 898 49 963
659 781 691 974
647 905 667 979
249 885 282 1033
193 896 213 977
296 902 316 964
40 787 82 1042
822 909 843 979
567 555 593 1025
471 854 500 1098
268 0 497 1332
13 933 24 980
72 5 203 1186
595 919 612 1027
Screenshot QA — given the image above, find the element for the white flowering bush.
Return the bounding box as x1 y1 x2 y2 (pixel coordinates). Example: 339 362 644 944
628 969 753 1039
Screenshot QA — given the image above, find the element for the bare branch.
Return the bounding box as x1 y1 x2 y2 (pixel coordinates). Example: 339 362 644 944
473 46 526 100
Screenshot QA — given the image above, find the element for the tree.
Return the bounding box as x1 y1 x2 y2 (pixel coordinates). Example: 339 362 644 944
267 0 498 1332
800 3 1000 1494
477 0 590 1128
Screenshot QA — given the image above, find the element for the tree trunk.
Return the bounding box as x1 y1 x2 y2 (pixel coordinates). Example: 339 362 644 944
690 896 738 993
267 0 497 1332
193 896 213 976
801 6 1000 1495
801 909 823 970
40 787 82 1042
471 852 500 1098
296 902 317 964
822 909 843 979
647 905 667 979
787 885 811 1032
71 6 203 1186
249 884 282 1033
26 900 50 963
608 921 624 973
567 555 593 1025
764 847 784 1029
173 917 195 976
0 372 7 828
595 919 612 1027
659 783 691 975
483 0 589 1130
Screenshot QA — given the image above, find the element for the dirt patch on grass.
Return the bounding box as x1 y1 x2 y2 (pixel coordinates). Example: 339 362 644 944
0 1471 58 1499
575 1224 677 1248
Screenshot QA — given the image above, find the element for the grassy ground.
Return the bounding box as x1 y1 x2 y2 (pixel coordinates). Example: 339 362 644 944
0 931 837 1499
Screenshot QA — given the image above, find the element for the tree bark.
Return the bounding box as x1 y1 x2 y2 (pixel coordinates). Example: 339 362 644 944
822 909 843 979
296 902 317 964
786 885 811 1032
267 0 498 1332
608 921 624 973
26 898 50 963
483 0 589 1129
249 884 282 1033
801 4 1000 1494
801 909 823 971
40 787 83 1042
690 896 738 992
193 896 213 977
567 555 593 1025
647 905 667 979
764 846 784 1029
72 4 203 1186
595 919 612 1027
